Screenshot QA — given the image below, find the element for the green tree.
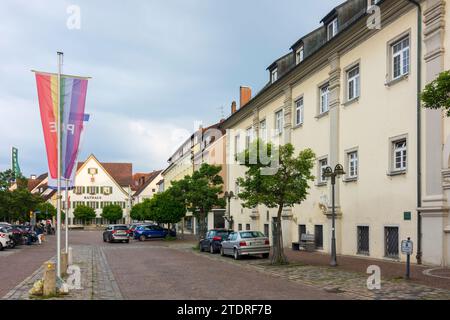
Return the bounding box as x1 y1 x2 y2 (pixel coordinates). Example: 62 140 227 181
36 202 56 220
0 169 27 190
421 70 450 115
34 202 65 221
8 188 43 223
178 163 225 239
130 202 145 221
237 140 315 265
101 204 123 224
147 190 186 231
73 205 96 225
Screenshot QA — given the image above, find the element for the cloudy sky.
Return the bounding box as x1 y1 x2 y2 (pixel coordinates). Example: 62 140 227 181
0 0 342 176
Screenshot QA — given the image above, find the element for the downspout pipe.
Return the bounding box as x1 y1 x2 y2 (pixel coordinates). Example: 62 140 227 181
406 0 422 264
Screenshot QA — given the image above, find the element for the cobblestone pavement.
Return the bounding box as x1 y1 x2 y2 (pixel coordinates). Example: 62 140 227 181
2 245 122 300
3 231 450 300
186 248 450 300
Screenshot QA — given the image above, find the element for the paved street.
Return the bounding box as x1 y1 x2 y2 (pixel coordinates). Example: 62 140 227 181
2 230 450 300
1 230 345 300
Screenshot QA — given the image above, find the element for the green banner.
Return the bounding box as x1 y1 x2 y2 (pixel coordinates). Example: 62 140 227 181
11 147 21 178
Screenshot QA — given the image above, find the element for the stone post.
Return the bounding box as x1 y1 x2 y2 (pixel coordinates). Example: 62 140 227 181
61 252 68 276
42 261 56 296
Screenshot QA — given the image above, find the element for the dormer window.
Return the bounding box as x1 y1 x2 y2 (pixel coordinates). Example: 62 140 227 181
271 68 278 83
295 46 304 64
327 18 338 40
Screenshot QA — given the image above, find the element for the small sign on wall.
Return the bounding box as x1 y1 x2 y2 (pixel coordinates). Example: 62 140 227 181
403 211 411 221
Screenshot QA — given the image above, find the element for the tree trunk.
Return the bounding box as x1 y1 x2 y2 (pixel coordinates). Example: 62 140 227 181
196 209 206 240
271 204 288 265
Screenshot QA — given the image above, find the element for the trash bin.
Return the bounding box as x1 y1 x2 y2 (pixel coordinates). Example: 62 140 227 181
292 242 300 251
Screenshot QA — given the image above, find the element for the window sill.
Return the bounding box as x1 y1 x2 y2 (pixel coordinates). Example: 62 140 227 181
315 111 329 120
316 182 327 187
343 177 358 183
342 97 359 107
356 252 370 257
385 74 409 87
387 170 407 177
292 123 303 130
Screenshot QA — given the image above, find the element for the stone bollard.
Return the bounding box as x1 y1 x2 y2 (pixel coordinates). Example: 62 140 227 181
43 261 56 296
61 252 68 277
68 247 73 266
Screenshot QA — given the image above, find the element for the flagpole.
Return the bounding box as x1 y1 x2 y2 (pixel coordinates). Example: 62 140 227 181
65 178 69 253
56 51 63 278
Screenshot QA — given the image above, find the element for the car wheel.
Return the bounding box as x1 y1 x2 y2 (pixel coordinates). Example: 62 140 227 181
199 243 204 252
139 235 146 242
126 240 129 243
209 244 215 254
262 253 269 259
233 249 240 260
108 236 114 243
103 236 106 242
220 247 225 256
0 243 4 251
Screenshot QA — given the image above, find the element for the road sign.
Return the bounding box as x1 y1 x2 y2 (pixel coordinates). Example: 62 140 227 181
401 239 413 255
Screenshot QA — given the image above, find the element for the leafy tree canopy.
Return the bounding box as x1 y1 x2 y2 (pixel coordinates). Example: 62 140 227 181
237 140 316 264
421 70 450 116
73 205 96 224
101 204 123 223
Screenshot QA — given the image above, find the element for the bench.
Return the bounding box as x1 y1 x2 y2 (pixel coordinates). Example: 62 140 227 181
300 233 316 252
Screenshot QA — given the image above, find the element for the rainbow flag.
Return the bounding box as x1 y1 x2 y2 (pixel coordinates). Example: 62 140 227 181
34 71 89 189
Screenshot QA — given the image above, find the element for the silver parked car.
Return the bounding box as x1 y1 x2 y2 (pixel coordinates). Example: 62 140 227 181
220 231 270 260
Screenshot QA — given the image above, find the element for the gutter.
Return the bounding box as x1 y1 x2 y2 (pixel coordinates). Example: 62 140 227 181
406 0 423 265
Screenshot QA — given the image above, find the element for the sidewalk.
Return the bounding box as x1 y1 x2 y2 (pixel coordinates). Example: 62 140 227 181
284 249 450 291
3 245 122 300
191 248 450 300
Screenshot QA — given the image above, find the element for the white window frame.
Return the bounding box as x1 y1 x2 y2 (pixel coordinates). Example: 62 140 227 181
393 139 407 171
327 18 338 40
295 46 304 64
245 127 253 149
318 157 328 184
347 151 358 179
392 36 410 80
319 84 330 114
347 65 360 101
271 68 278 83
275 109 284 135
295 97 304 126
259 119 267 141
234 134 241 158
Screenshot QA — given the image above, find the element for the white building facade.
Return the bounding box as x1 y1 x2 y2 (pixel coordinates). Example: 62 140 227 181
221 0 450 266
63 154 133 225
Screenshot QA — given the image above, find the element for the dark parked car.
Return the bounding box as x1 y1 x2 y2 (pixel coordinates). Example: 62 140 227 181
103 225 130 243
134 224 175 241
199 229 233 253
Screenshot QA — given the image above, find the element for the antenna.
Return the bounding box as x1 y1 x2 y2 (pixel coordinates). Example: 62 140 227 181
218 105 225 119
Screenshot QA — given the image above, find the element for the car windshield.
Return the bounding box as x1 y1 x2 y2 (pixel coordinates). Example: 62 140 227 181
240 231 265 239
212 231 230 237
114 225 128 230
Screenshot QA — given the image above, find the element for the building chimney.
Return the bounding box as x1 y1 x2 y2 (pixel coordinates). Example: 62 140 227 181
30 174 37 180
231 101 237 114
240 86 252 108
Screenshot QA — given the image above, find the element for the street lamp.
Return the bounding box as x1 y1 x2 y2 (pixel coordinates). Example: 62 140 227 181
322 164 345 267
223 191 234 229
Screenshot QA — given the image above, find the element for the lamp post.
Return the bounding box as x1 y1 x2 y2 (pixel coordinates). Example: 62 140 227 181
322 164 345 267
223 191 234 229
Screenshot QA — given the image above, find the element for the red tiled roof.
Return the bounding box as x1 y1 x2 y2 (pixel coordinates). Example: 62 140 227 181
77 162 133 187
27 173 47 192
131 173 153 191
133 170 162 196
